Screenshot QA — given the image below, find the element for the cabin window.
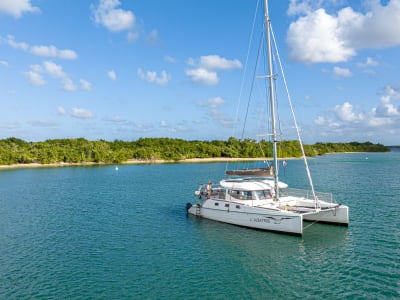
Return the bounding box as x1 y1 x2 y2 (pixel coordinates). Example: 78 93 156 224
225 203 229 207
228 190 242 200
236 205 240 209
243 191 254 200
214 202 219 206
255 190 272 200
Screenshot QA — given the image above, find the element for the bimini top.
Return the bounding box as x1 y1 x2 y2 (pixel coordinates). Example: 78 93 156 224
220 178 288 191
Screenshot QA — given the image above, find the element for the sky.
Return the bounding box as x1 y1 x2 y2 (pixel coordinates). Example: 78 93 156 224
1 0 400 145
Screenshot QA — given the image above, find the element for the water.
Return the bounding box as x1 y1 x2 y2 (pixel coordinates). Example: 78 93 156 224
0 153 399 299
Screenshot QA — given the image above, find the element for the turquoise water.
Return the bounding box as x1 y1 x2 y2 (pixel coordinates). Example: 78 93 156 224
0 153 399 299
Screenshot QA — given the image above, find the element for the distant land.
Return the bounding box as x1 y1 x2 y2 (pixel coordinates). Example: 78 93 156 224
388 146 400 151
0 137 390 167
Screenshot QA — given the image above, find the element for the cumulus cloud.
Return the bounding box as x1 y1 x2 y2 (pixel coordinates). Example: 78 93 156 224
30 45 78 60
43 61 66 78
186 55 242 85
357 57 379 68
70 108 95 119
80 79 92 91
2 35 29 51
313 84 400 142
137 68 171 85
57 106 66 115
57 106 95 119
333 66 352 78
197 96 234 127
0 0 39 18
159 120 189 133
107 70 117 80
185 68 219 85
91 0 138 42
24 61 89 92
334 102 363 122
24 69 46 86
287 0 400 63
2 35 77 60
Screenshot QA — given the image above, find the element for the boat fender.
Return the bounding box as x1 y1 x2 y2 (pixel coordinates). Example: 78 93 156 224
186 202 192 211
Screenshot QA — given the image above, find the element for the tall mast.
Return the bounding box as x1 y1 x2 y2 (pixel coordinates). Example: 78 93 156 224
263 0 279 200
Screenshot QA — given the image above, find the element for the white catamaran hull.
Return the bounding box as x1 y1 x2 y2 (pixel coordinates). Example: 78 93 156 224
303 205 349 225
188 200 303 235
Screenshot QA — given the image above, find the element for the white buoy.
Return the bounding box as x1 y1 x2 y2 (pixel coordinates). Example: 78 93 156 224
115 166 119 171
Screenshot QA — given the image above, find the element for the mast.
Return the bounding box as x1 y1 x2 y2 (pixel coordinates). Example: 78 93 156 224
263 0 279 200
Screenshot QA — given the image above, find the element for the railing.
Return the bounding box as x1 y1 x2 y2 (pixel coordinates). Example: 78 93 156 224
281 188 334 203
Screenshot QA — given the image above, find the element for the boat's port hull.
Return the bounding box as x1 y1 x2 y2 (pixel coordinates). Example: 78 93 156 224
303 205 349 225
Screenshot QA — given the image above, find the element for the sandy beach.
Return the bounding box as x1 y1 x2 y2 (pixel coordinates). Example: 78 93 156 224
0 157 274 170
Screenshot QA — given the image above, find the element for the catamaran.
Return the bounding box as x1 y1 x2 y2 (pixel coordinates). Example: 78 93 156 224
186 0 349 236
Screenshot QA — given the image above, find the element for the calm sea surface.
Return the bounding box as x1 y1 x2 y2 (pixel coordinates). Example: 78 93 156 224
0 152 399 299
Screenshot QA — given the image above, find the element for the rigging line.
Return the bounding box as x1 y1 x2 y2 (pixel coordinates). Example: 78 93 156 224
226 0 260 173
270 25 318 202
241 32 264 140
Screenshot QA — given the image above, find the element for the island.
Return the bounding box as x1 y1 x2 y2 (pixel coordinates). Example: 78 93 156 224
0 137 390 168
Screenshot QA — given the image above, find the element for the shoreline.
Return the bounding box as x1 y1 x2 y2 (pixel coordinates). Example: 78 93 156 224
0 157 275 170
0 152 371 170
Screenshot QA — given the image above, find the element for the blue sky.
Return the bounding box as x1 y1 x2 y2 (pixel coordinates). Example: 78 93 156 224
1 0 400 145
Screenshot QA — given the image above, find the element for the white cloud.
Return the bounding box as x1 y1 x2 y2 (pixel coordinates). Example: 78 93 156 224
0 0 39 18
145 29 159 45
186 55 242 85
107 70 117 80
103 115 125 123
288 0 313 16
62 78 77 92
312 85 400 143
333 66 352 78
198 55 242 70
30 45 77 60
287 8 355 63
314 116 326 125
287 0 400 63
185 68 219 85
197 96 234 127
208 97 224 108
3 35 77 60
92 0 135 32
43 61 66 78
137 68 171 85
24 61 90 92
24 70 46 86
58 106 95 119
4 35 29 50
0 60 9 67
80 79 92 91
70 108 95 119
334 101 363 122
57 106 66 115
207 109 235 127
357 57 379 68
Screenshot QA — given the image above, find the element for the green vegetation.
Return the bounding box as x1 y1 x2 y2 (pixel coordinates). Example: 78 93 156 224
0 137 389 165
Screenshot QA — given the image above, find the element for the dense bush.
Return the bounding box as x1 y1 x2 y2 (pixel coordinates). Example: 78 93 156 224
0 137 389 165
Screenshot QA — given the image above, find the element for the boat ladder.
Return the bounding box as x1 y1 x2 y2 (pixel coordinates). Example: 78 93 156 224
196 204 201 216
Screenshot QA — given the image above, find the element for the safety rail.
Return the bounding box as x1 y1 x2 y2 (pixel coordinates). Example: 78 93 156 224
281 188 334 203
